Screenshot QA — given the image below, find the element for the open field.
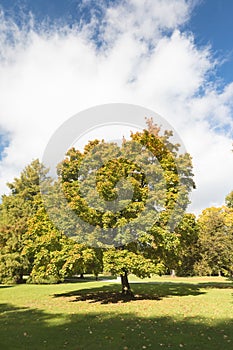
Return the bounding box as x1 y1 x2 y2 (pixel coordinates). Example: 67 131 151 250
0 276 233 350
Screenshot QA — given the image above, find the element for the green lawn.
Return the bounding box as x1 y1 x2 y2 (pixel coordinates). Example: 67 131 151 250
0 276 232 349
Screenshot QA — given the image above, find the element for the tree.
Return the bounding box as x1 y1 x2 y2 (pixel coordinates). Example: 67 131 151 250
23 207 102 284
194 206 233 276
0 159 48 283
174 213 199 276
0 157 102 284
225 191 233 208
59 118 195 295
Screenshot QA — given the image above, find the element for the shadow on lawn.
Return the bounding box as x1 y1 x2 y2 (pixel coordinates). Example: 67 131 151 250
53 282 205 304
196 281 233 289
0 302 233 350
64 275 116 283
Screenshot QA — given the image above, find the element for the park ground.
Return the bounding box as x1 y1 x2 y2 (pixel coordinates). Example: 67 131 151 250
0 275 233 350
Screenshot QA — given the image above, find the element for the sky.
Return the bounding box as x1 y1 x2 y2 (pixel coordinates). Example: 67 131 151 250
0 0 233 215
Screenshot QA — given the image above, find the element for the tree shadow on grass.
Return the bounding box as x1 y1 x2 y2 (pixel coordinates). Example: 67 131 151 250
64 275 116 283
0 302 233 350
196 281 233 289
53 282 205 304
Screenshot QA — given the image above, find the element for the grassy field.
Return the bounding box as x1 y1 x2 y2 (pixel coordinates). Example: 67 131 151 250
0 275 233 349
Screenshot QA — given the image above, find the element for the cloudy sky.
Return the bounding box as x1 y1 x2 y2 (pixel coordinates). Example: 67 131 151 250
0 0 233 215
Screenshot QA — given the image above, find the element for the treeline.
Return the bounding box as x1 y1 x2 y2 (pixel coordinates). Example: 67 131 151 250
0 122 233 286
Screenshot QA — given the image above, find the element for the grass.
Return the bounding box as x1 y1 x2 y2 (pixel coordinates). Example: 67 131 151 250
0 275 233 349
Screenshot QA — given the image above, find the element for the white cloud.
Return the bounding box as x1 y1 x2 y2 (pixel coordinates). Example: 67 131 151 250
98 0 191 45
0 0 233 215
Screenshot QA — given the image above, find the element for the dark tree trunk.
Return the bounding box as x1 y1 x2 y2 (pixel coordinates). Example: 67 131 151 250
16 273 24 284
79 273 84 279
120 271 134 297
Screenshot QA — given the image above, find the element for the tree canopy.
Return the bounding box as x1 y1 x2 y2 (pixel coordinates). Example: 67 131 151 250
194 206 233 276
58 119 195 294
0 159 101 284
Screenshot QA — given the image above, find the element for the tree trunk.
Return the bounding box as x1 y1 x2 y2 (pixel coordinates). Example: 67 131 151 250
170 269 176 278
120 271 134 297
16 273 24 284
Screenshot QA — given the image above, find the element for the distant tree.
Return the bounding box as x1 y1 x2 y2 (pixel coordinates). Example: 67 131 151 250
225 191 233 208
0 160 48 283
59 118 195 295
194 206 233 276
174 213 199 276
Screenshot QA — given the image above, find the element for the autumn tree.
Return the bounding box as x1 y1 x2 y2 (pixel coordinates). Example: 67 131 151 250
23 207 101 284
58 118 195 295
0 159 48 283
174 213 199 276
194 206 233 276
225 191 233 208
0 159 101 284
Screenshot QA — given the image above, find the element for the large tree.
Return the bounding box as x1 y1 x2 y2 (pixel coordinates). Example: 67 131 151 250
58 119 195 295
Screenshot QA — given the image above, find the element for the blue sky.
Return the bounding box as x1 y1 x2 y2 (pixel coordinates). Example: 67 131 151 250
187 0 233 86
0 0 233 214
